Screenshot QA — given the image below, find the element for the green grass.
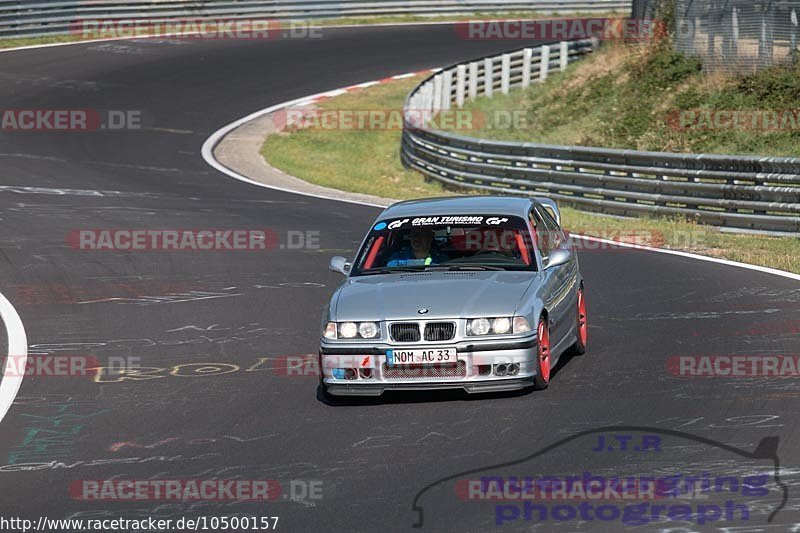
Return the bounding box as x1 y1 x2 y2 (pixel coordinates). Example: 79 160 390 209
261 69 800 274
449 41 800 157
0 34 86 49
316 10 624 26
561 208 800 273
263 76 449 199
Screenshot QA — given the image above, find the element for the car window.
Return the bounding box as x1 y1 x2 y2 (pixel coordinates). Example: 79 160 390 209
535 205 565 252
351 215 537 275
530 208 550 261
538 204 561 231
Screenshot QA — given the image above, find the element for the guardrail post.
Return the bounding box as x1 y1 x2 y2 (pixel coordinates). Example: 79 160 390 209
501 54 511 94
722 5 738 60
522 48 533 87
791 8 798 64
468 62 478 99
409 94 420 118
422 83 431 116
539 45 550 81
432 75 443 113
559 41 568 71
707 6 717 58
456 65 466 107
484 58 494 97
441 69 453 110
405 101 419 129
424 84 435 126
758 3 774 66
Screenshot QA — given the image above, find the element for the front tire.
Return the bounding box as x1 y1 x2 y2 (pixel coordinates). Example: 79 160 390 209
317 380 333 400
533 316 551 390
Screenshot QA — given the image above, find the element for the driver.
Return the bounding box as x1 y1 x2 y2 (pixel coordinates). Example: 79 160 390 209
387 227 448 266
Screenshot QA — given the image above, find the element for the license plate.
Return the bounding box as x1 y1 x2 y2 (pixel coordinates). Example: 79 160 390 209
387 348 457 365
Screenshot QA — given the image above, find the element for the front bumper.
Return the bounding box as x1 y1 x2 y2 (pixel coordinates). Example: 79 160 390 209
319 336 538 396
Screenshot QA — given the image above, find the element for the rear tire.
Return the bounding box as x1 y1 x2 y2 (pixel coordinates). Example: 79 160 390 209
533 316 551 390
572 285 588 356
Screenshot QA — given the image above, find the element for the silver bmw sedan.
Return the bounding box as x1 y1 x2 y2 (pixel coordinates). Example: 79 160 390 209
319 196 587 397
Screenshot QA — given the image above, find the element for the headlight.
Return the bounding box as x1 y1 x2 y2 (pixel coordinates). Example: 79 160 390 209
492 317 511 334
358 322 379 339
467 318 491 336
468 316 530 336
323 321 381 339
339 322 358 339
323 322 337 339
513 316 532 334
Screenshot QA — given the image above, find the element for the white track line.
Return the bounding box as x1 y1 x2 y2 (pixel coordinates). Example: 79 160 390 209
202 84 800 284
203 86 394 208
0 291 28 424
576 235 800 281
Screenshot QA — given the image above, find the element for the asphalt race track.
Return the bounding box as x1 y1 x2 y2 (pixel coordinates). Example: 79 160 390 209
0 24 799 532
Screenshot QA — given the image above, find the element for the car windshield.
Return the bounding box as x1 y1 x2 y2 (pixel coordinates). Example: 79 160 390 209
351 214 536 275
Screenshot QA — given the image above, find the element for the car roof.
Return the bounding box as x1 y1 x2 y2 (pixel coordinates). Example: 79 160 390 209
379 196 535 219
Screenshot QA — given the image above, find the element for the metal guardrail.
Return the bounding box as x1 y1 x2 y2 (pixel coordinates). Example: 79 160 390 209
401 40 800 232
0 1 630 39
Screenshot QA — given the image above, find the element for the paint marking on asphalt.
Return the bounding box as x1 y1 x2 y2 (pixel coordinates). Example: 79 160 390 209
319 89 349 98
575 235 800 282
0 291 28 425
350 81 380 89
202 79 800 283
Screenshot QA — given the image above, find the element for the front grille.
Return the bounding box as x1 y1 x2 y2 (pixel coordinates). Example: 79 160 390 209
424 322 456 341
382 361 466 380
390 323 420 342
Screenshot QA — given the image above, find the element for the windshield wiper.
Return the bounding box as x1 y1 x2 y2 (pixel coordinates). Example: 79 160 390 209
360 267 426 275
425 265 507 271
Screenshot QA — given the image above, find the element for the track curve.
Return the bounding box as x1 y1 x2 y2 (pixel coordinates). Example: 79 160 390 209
0 25 798 531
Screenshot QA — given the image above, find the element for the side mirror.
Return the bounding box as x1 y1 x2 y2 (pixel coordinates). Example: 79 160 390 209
544 249 570 270
329 256 351 275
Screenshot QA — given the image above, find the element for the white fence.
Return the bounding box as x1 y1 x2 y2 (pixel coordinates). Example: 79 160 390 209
406 39 593 128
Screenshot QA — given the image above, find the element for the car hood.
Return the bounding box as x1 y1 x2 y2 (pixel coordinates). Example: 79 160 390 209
332 271 538 321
